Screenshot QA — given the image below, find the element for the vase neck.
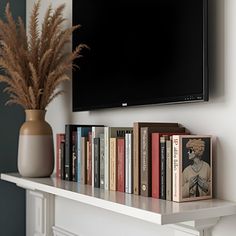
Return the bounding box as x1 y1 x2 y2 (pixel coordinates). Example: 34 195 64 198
25 110 46 121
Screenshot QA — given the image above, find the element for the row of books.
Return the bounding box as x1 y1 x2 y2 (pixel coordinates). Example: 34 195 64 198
56 122 212 202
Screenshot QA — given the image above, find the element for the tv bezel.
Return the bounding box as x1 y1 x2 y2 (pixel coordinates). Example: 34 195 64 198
72 0 208 112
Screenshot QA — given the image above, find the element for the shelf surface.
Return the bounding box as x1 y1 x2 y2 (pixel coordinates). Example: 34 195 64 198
1 172 236 225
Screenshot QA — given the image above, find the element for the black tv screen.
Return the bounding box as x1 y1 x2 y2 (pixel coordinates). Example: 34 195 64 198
72 0 208 111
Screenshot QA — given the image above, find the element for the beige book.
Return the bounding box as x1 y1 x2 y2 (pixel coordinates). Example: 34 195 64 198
166 138 172 201
110 137 117 191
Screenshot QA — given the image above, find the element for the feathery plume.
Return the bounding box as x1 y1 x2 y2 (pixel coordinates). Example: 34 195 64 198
0 0 86 109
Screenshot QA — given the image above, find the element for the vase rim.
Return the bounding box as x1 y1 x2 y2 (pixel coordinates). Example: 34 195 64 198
25 109 47 111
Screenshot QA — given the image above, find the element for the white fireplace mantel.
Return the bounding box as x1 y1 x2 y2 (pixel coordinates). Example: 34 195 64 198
1 173 236 236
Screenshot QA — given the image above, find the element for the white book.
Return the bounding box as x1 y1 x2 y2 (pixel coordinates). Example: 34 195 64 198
125 132 133 194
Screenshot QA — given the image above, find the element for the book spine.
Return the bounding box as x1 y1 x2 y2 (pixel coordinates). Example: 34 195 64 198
72 131 77 182
78 127 92 184
92 127 104 187
65 125 72 181
151 133 160 198
56 134 60 178
77 128 82 183
133 123 139 195
86 140 90 184
110 137 117 191
94 137 100 188
125 133 133 194
56 133 65 178
172 135 180 202
104 127 109 190
99 134 105 189
60 140 65 180
117 137 125 192
140 127 151 197
160 136 167 199
81 137 87 184
87 132 92 185
166 138 172 201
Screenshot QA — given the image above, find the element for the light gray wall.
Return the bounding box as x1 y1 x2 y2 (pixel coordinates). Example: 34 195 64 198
28 0 236 235
0 1 26 235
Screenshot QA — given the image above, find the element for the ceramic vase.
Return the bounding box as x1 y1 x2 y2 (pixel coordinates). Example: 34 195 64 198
18 110 54 177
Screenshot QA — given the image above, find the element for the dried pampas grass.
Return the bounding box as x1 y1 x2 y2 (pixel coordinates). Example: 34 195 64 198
0 0 87 109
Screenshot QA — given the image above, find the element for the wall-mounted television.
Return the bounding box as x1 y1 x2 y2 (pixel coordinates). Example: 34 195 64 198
72 0 208 112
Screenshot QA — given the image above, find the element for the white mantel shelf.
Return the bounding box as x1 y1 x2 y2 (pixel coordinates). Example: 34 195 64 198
1 173 236 226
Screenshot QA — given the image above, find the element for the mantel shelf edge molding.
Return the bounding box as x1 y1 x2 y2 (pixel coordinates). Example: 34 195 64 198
1 173 236 236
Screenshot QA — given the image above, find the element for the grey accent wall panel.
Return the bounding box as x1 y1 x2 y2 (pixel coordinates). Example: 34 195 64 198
0 1 26 235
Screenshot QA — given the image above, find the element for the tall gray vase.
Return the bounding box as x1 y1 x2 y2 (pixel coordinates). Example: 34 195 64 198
18 110 54 177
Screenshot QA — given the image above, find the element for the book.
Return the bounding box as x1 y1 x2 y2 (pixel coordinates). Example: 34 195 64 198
94 137 100 188
56 133 65 178
92 127 104 187
125 132 133 194
160 135 168 199
117 137 125 192
104 127 133 190
110 137 117 191
140 125 185 197
87 131 92 185
77 127 92 183
71 130 77 182
81 136 87 184
172 135 212 202
166 137 172 201
152 131 188 199
65 125 78 181
65 124 93 181
60 139 65 180
132 122 179 195
99 134 105 189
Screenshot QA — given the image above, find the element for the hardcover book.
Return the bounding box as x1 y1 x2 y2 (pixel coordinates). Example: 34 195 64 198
87 131 92 185
132 122 179 195
56 133 65 178
152 131 187 199
65 125 78 181
110 137 117 191
65 124 101 181
60 139 65 180
117 137 125 192
104 127 133 190
140 126 185 197
71 130 77 182
99 133 105 189
172 135 212 202
166 138 172 201
125 132 133 194
81 136 87 184
94 137 100 188
77 127 92 183
92 127 104 187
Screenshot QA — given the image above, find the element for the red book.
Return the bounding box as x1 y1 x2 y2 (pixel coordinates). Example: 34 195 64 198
117 137 125 192
56 133 65 178
152 133 161 198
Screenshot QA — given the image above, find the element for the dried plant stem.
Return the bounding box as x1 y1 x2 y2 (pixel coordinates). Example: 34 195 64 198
0 0 86 109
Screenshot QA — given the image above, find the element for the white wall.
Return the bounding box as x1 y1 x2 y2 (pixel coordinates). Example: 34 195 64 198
27 0 236 235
